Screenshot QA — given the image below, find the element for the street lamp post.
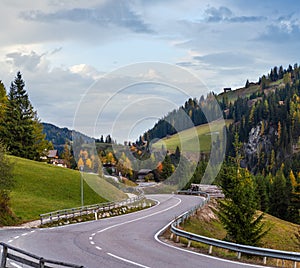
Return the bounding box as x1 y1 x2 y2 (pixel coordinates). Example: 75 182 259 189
80 166 84 207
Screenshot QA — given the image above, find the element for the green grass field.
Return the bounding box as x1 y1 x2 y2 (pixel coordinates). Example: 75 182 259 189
183 206 300 252
217 79 284 104
218 84 260 103
9 156 126 223
153 120 232 153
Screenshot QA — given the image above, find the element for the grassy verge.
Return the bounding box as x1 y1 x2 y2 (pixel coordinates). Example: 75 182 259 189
183 209 300 252
171 200 300 267
9 156 126 223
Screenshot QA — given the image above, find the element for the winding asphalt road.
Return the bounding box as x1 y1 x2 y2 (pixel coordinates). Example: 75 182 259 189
0 194 267 268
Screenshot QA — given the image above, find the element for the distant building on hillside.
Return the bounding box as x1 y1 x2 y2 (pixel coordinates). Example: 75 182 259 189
51 158 67 168
40 149 67 168
223 87 232 93
47 150 58 159
137 169 153 182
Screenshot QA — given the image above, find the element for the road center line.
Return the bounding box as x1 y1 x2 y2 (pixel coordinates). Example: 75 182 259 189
96 197 181 234
92 197 181 268
107 252 150 268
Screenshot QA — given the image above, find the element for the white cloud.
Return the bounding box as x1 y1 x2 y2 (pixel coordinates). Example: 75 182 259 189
1 1 300 141
69 64 103 79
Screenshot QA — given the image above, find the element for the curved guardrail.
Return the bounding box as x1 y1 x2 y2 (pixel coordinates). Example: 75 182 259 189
40 193 145 225
173 191 300 267
0 242 84 268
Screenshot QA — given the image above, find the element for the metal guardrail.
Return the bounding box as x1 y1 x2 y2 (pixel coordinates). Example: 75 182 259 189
0 242 84 268
40 194 145 225
176 190 210 197
172 191 300 267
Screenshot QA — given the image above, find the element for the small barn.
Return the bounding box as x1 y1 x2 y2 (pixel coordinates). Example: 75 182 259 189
137 169 153 182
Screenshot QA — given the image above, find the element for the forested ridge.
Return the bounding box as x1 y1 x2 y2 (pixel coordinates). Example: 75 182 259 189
139 63 300 224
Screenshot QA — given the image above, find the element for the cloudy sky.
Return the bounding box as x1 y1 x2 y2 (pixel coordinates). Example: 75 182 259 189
1 0 300 142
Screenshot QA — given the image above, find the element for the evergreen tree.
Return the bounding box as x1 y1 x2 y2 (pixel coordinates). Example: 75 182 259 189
217 135 268 246
61 143 73 168
245 79 250 88
161 154 174 181
254 174 269 212
2 72 51 159
269 167 289 219
0 81 8 138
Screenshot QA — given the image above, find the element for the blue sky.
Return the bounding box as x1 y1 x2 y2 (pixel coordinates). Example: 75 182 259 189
0 0 300 141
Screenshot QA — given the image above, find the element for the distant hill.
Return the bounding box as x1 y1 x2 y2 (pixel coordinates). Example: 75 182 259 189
42 123 94 154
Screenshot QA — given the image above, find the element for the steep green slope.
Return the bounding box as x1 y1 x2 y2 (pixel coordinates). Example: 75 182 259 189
9 156 126 222
153 120 232 153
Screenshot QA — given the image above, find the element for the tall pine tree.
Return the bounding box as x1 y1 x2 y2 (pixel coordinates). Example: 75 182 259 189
217 134 268 246
3 72 51 159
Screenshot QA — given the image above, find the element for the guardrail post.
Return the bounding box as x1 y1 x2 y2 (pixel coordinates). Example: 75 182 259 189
293 261 297 268
176 235 180 243
94 211 98 220
1 245 7 268
263 256 267 265
187 240 191 248
170 233 174 240
237 252 241 260
208 245 213 255
39 257 45 268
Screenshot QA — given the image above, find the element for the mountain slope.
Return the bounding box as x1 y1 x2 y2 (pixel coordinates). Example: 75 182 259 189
9 156 126 223
42 122 94 153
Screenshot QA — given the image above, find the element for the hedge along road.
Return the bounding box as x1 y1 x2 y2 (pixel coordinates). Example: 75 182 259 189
0 194 268 268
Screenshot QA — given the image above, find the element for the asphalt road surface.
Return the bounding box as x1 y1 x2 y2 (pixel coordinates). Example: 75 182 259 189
0 194 267 268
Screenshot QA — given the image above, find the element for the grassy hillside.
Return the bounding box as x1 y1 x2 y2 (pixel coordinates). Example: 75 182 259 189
218 84 260 103
182 201 300 252
9 156 126 223
217 79 284 103
153 119 232 153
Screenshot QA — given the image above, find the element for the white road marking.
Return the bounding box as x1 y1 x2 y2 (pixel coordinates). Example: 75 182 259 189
90 241 95 245
8 240 13 243
14 236 19 239
154 211 269 268
21 233 28 236
107 252 150 268
91 197 181 268
96 197 181 234
10 262 22 268
89 237 93 240
95 246 102 250
91 233 96 236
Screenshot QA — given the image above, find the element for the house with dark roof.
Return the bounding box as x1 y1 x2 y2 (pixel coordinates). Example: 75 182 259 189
137 169 153 182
